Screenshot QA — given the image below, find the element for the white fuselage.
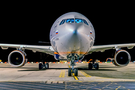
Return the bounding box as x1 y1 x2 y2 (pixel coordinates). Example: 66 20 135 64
50 12 95 59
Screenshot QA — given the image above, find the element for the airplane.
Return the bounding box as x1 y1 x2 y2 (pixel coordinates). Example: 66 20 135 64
0 12 135 76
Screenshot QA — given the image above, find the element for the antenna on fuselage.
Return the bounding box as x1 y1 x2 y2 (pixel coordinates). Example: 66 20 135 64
38 41 50 44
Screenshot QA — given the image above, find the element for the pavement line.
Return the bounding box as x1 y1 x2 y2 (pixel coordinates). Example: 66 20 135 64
68 65 71 68
59 70 65 78
80 71 91 77
115 86 121 90
68 65 72 72
72 73 79 80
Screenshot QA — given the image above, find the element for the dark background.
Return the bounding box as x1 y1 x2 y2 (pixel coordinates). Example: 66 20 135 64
0 1 134 62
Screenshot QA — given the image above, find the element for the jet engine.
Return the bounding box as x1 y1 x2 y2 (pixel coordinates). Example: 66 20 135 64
113 50 131 66
8 50 27 67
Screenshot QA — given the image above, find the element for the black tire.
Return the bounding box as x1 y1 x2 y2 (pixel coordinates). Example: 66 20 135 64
88 63 93 70
74 69 78 76
68 68 71 76
94 63 99 70
39 63 43 70
45 63 49 69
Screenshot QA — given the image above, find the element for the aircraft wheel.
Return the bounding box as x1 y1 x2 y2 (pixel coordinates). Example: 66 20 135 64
45 63 49 69
88 63 93 70
94 63 99 70
74 69 78 76
68 68 71 76
39 63 43 70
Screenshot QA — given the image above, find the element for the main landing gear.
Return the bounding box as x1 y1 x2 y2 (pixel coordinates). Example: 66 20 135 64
39 63 49 70
39 53 49 70
88 59 99 70
68 54 78 76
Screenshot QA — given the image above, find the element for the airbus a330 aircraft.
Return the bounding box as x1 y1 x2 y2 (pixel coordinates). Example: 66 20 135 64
0 12 135 76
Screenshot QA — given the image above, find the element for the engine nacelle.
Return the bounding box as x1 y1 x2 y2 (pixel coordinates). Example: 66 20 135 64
113 50 131 66
8 50 26 67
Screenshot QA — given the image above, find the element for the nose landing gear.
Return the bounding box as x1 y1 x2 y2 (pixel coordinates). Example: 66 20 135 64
68 54 78 76
68 66 78 76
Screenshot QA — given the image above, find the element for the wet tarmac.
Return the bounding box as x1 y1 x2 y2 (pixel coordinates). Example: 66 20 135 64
0 81 135 90
0 62 135 89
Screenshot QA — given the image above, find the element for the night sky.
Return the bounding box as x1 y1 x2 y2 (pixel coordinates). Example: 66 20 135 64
0 2 135 61
1 2 134 45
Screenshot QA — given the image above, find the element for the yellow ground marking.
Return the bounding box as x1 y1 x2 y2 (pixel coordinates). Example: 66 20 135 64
59 70 65 78
72 73 79 80
80 71 91 77
68 65 73 72
115 86 121 90
68 65 71 68
68 64 79 80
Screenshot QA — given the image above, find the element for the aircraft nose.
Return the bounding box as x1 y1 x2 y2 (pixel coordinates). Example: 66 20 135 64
66 24 84 35
57 23 91 56
63 24 85 52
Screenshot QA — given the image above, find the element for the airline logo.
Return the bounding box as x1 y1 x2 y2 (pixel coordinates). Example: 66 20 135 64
90 30 92 34
56 30 58 34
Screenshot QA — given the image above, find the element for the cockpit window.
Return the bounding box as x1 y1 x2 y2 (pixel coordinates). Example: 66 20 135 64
59 19 65 25
82 19 89 25
59 18 88 25
66 19 74 23
75 18 83 23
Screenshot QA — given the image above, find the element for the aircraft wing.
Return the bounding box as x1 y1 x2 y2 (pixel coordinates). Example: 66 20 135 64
0 43 135 56
89 43 135 53
0 43 54 55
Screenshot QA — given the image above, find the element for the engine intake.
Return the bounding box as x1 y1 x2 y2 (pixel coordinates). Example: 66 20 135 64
113 50 131 66
8 50 26 67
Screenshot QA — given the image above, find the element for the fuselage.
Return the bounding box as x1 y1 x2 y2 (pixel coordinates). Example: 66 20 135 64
50 12 95 59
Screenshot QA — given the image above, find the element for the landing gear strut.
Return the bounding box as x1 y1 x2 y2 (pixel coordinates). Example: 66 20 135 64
39 54 49 70
39 62 49 70
68 54 78 76
88 59 99 70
